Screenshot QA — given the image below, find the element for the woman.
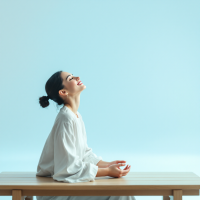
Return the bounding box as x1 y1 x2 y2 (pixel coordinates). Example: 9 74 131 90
37 71 136 200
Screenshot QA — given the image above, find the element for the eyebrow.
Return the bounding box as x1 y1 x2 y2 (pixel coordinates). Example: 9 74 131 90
66 74 73 80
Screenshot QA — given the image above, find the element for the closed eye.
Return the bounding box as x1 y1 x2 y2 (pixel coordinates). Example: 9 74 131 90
69 74 74 81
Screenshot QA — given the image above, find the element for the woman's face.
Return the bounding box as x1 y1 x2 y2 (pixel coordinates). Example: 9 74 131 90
60 71 86 97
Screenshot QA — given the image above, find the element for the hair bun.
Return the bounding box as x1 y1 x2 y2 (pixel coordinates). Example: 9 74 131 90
39 96 50 108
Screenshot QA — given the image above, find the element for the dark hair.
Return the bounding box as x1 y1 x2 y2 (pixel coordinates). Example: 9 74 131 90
39 71 65 108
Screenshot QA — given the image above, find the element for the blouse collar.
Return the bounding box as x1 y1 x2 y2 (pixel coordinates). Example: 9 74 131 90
61 105 81 119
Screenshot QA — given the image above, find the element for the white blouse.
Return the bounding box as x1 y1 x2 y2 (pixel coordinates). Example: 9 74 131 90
36 105 102 183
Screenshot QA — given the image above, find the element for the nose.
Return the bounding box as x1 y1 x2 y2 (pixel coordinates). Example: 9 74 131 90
76 76 80 81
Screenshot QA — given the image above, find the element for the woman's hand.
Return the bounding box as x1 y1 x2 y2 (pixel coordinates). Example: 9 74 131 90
108 163 131 178
107 160 127 167
97 160 128 168
96 160 110 168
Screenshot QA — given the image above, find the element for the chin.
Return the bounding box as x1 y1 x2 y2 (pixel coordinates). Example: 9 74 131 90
79 85 86 93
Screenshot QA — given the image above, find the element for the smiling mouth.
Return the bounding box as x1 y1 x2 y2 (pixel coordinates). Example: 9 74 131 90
77 81 83 85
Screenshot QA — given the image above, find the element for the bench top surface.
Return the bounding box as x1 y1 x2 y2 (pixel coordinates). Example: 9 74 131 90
1 172 200 190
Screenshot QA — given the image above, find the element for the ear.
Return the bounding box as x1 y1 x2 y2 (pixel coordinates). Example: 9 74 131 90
59 89 68 97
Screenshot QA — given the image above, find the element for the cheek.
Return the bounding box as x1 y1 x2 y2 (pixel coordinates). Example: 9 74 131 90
69 81 77 90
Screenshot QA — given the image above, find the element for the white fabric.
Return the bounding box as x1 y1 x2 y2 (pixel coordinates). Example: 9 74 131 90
36 105 136 200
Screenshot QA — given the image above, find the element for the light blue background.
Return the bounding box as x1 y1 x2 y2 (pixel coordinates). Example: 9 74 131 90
0 1 200 200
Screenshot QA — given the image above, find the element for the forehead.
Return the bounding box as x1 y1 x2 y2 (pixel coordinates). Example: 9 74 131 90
61 71 72 79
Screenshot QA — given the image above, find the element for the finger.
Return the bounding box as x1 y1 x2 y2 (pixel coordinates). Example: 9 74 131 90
122 169 130 176
123 166 128 170
116 163 126 168
123 165 129 170
122 167 131 174
117 165 127 169
127 165 131 170
116 160 126 164
122 168 130 173
126 165 130 169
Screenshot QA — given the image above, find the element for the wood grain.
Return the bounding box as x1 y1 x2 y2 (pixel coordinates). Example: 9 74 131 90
0 189 199 197
0 172 199 197
21 189 199 196
1 172 199 177
163 196 170 200
173 189 182 200
12 190 23 200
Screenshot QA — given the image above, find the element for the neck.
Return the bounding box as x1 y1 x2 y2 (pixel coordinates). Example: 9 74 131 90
64 94 80 117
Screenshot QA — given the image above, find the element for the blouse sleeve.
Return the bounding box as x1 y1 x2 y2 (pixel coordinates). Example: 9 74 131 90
82 144 103 165
53 121 98 183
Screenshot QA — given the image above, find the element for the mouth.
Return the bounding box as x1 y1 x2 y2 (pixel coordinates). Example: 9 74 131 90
77 81 83 85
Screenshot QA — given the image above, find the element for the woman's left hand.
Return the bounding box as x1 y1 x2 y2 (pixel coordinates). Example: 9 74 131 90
97 160 127 168
107 160 127 167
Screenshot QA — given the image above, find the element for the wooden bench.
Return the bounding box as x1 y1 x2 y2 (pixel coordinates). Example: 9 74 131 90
0 172 200 200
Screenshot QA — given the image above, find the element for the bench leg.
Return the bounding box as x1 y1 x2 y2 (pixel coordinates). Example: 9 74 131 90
25 196 33 200
173 189 182 200
163 196 170 200
12 190 24 200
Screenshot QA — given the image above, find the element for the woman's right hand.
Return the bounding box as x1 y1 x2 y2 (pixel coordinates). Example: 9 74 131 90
108 163 131 178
